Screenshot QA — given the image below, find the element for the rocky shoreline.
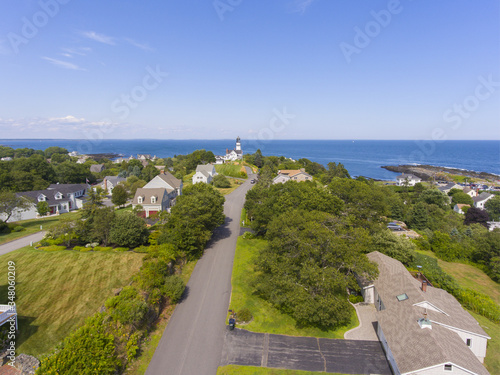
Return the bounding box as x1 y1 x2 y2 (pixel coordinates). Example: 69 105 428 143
381 164 500 182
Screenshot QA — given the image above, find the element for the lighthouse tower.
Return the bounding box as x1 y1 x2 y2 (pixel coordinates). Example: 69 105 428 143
235 136 241 152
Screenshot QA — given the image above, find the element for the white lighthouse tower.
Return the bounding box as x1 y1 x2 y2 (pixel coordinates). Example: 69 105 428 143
235 136 241 152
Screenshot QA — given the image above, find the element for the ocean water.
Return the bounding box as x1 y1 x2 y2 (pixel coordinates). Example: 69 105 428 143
0 139 498 181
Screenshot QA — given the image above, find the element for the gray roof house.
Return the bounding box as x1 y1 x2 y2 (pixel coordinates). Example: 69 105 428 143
101 176 126 195
438 183 462 194
359 252 490 375
132 188 169 218
90 164 105 173
143 172 182 196
192 164 217 184
472 192 494 210
396 173 422 186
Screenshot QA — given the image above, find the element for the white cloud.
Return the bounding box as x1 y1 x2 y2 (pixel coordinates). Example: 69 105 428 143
80 31 116 45
61 47 92 57
42 57 86 71
124 38 154 51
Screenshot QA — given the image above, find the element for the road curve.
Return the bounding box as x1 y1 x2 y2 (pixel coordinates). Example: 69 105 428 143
146 168 255 375
0 231 46 257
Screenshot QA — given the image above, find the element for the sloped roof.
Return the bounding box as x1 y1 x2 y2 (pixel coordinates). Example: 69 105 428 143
396 174 421 180
17 184 87 203
196 164 216 176
473 192 494 203
133 188 167 205
90 164 104 172
367 251 490 375
103 176 126 186
156 172 182 190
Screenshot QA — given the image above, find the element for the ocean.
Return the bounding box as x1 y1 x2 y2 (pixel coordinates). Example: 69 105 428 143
0 139 499 181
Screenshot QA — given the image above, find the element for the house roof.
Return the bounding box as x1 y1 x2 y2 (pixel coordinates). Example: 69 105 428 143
195 164 215 176
17 184 87 204
155 172 182 190
133 188 167 205
103 176 126 186
396 174 421 180
473 192 494 203
463 187 474 194
90 164 104 172
366 251 490 375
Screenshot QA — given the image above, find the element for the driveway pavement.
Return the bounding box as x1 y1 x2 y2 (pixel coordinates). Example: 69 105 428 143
0 232 46 257
344 303 379 341
221 328 391 374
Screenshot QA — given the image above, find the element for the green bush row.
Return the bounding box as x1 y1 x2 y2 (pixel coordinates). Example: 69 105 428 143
39 245 66 251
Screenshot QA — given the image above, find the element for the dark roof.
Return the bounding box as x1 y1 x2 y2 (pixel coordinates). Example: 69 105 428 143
17 184 87 204
473 192 494 203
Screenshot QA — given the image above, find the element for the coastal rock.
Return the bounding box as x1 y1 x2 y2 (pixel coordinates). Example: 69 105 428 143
381 164 499 182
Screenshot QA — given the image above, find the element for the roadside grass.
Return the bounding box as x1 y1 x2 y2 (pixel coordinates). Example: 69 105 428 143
469 311 500 374
230 237 358 339
217 178 245 196
217 365 353 375
416 250 500 304
215 162 247 178
240 208 250 227
125 259 198 375
0 211 82 245
0 246 144 357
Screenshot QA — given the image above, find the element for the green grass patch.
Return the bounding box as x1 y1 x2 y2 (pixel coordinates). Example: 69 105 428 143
215 163 247 178
0 211 82 245
229 237 358 338
469 311 500 374
0 246 144 357
240 208 250 227
217 365 351 375
217 178 244 196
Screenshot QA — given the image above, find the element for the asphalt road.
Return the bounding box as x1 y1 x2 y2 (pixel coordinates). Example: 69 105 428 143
0 231 46 257
220 328 392 375
146 168 255 375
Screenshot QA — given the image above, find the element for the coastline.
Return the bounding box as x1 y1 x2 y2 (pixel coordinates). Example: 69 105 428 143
381 164 500 183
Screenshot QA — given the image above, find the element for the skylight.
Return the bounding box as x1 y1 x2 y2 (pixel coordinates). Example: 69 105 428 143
396 293 409 301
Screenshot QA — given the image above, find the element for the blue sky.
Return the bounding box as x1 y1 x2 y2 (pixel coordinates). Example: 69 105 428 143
0 0 499 140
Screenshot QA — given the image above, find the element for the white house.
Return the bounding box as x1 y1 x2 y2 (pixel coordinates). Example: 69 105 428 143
101 176 126 195
396 173 422 187
453 204 471 215
473 192 494 209
224 137 243 161
133 188 169 218
143 172 182 197
273 169 313 184
438 183 462 194
359 252 490 375
1 184 87 222
463 187 478 198
192 164 217 184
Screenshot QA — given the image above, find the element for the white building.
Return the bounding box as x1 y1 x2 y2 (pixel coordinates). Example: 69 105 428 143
192 164 217 184
132 172 183 217
473 192 494 210
224 137 243 161
396 173 422 186
101 176 127 195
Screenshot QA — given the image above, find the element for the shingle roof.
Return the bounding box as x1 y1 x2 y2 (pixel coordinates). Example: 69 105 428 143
156 172 182 190
473 192 494 203
367 251 490 375
103 176 126 186
90 164 104 172
195 164 216 176
133 188 166 205
17 184 87 203
396 174 421 180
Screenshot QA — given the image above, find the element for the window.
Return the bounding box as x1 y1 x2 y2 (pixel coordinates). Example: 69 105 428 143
151 196 156 203
396 293 409 301
444 364 452 371
466 339 472 347
138 197 143 204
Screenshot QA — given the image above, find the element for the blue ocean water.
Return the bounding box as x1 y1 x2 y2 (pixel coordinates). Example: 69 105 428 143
0 139 498 181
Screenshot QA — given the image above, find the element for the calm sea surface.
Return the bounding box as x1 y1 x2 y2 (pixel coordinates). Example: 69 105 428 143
1 139 499 181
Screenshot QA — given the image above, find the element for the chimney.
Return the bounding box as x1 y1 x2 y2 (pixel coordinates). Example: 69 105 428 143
422 280 427 292
160 169 165 174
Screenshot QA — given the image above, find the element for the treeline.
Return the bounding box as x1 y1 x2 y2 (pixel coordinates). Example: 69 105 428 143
36 183 225 374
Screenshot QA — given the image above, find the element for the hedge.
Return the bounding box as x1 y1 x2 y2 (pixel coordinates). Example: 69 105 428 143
39 245 66 251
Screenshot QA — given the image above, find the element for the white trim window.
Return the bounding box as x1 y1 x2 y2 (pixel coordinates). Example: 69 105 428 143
138 196 143 204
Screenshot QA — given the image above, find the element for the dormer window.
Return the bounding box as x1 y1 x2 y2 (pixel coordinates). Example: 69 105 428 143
151 196 157 204
55 192 63 200
37 194 46 202
138 196 144 204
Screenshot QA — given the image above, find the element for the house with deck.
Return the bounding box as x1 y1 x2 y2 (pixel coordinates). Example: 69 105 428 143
359 251 490 375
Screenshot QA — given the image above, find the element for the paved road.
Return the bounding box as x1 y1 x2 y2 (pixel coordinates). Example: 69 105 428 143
146 168 256 375
220 328 392 375
0 232 46 257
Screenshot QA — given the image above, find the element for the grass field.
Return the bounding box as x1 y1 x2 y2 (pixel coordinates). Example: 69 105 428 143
229 237 358 339
469 312 500 374
0 246 144 357
0 211 82 245
215 163 248 178
217 178 245 196
217 365 352 375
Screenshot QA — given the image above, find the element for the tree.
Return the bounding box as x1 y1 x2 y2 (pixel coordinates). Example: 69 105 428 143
91 207 116 246
36 201 50 217
82 187 106 219
140 165 160 182
47 216 79 247
407 202 429 230
418 189 450 207
464 207 490 228
111 185 128 207
485 195 500 221
212 174 231 188
371 230 416 265
109 212 149 248
450 191 473 206
44 146 68 158
0 191 33 222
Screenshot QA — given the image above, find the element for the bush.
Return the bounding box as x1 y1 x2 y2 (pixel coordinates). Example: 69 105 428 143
237 308 253 322
39 245 66 251
212 174 231 188
94 246 113 252
0 221 10 234
114 247 130 252
126 332 142 362
12 225 25 232
242 231 255 240
349 294 364 304
163 275 185 303
73 246 89 252
134 245 150 253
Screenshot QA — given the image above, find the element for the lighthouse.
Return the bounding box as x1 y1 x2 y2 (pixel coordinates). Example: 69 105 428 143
235 136 241 152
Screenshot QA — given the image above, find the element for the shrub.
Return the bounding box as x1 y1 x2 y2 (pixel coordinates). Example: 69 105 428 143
73 246 89 252
237 308 253 322
126 331 142 362
349 295 364 304
94 246 113 252
39 245 66 251
114 247 130 252
242 231 255 240
134 245 150 253
12 225 25 232
212 174 231 188
0 221 10 234
163 275 185 304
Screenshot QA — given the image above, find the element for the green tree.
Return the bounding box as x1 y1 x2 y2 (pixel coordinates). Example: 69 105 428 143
418 189 449 207
449 190 474 206
91 207 116 246
109 211 149 248
407 202 429 230
47 216 79 247
36 201 50 217
111 184 128 207
212 174 231 188
485 195 500 221
141 164 160 182
371 230 416 265
44 146 68 158
0 191 33 222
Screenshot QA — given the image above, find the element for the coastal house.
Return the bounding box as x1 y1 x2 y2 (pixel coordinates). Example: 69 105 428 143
396 173 421 187
487 221 500 231
143 172 182 197
192 164 217 184
137 154 151 160
454 204 471 214
473 192 494 210
463 187 478 198
90 164 105 173
438 183 462 194
1 157 13 161
101 176 126 195
1 184 87 222
224 137 243 161
273 169 313 184
358 251 490 375
132 188 169 218
215 156 225 164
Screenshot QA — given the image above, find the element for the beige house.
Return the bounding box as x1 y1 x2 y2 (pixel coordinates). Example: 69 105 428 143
463 187 478 197
133 188 169 218
359 252 490 375
454 204 471 214
273 169 313 184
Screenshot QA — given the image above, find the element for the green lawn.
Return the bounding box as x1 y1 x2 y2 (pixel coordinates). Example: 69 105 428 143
215 162 248 178
0 211 82 245
469 312 500 374
217 178 245 196
229 237 358 339
0 246 144 357
217 365 353 375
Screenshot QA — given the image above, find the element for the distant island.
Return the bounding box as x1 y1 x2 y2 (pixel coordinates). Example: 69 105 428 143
382 164 500 183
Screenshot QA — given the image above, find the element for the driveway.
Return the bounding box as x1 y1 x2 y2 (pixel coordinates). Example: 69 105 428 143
220 328 391 375
146 168 256 375
344 303 379 341
0 232 46 257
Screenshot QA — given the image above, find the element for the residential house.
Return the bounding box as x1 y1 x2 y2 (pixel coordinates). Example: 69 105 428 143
132 188 169 218
273 169 313 184
359 251 490 375
90 164 105 173
76 156 88 164
224 137 243 161
486 221 500 231
473 192 494 209
143 172 182 197
396 174 422 187
137 154 151 160
463 187 478 197
101 176 126 195
192 164 217 184
1 184 87 222
454 204 471 215
438 183 462 194
215 156 225 164
1 157 13 161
